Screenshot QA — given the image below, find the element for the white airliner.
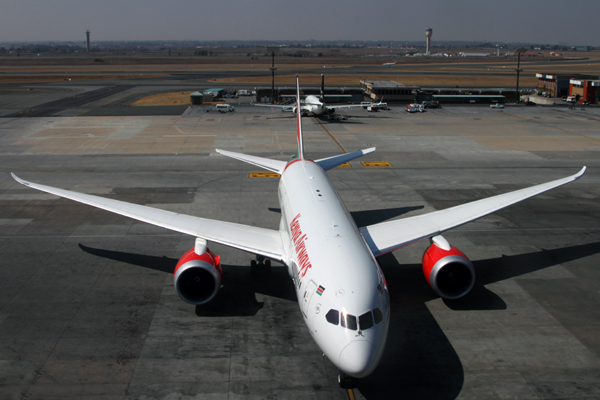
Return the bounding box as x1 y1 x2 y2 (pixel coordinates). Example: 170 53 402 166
256 74 362 118
12 76 586 388
382 61 397 66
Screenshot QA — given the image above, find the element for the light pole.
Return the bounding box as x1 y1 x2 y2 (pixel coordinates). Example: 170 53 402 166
514 48 527 104
267 46 280 104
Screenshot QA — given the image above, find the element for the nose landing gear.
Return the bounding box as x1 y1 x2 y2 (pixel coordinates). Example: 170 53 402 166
338 371 357 389
250 255 271 278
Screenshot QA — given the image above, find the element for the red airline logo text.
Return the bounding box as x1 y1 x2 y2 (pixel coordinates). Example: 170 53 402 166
290 213 312 277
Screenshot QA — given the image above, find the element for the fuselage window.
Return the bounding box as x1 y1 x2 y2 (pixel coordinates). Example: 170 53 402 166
359 311 374 331
340 313 358 331
373 308 383 324
326 309 339 325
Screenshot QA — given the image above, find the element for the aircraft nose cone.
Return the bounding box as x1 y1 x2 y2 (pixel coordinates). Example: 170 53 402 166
339 341 378 378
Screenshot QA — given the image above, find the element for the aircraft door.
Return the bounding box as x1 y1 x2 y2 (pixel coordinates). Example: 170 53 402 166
302 280 317 317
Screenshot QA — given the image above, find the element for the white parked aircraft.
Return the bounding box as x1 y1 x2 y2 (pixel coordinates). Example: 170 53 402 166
12 76 586 388
256 74 362 119
382 61 397 66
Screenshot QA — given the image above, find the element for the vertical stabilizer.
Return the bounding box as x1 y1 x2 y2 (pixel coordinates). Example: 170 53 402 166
320 74 325 103
296 75 305 160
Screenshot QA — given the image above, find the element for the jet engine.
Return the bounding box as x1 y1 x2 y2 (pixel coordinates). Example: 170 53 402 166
422 236 474 299
173 241 221 305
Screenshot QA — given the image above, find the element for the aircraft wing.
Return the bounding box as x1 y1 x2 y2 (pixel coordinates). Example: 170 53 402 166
326 104 365 110
255 104 287 108
11 173 286 261
360 167 586 257
255 103 302 108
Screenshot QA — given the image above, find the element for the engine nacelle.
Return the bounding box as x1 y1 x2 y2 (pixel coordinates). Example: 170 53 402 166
422 236 475 299
174 247 222 305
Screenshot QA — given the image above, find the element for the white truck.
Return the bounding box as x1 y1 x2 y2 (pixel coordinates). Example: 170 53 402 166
216 104 235 113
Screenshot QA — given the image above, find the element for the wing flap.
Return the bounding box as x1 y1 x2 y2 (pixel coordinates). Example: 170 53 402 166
12 173 285 261
361 167 586 256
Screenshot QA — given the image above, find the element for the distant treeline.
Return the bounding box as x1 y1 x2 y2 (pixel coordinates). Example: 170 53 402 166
0 40 595 54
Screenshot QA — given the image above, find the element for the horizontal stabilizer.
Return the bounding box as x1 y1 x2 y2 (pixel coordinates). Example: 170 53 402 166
215 149 287 174
315 147 376 171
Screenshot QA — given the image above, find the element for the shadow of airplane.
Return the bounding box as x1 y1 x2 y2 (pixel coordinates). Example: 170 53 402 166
78 243 295 318
79 239 600 399
356 241 600 399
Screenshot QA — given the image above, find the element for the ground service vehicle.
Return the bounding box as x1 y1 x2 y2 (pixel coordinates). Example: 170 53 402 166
216 104 235 112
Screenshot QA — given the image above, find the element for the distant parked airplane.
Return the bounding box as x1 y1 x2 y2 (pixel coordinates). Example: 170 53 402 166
12 75 586 389
256 74 362 119
382 61 397 66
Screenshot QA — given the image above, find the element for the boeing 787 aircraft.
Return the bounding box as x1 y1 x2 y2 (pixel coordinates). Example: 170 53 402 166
12 76 585 388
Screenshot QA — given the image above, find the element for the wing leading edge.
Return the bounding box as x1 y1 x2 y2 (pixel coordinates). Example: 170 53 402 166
361 167 586 257
11 173 285 261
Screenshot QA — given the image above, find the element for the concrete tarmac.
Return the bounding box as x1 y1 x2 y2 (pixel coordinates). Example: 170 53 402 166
0 103 599 399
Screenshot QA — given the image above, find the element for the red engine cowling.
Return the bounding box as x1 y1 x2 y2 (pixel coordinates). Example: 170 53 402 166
174 247 222 305
422 239 474 299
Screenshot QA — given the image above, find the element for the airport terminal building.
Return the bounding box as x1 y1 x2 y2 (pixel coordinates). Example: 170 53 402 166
255 86 363 104
360 80 419 102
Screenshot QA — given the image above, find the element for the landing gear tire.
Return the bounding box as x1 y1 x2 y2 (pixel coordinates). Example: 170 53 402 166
338 372 357 389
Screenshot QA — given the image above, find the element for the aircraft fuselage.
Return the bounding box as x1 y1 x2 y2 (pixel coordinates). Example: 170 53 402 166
278 159 390 377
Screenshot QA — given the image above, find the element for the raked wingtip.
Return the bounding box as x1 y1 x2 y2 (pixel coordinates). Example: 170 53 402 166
11 173 29 186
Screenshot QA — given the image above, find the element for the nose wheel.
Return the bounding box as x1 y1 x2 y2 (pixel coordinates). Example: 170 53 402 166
338 371 357 389
250 256 271 278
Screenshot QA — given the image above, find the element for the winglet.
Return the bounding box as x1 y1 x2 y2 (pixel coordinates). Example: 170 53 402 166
296 74 305 160
11 173 30 186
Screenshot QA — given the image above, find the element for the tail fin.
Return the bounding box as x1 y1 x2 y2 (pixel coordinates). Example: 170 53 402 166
295 75 305 160
320 74 325 103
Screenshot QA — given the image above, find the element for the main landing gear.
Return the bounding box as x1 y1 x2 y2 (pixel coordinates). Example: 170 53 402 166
250 255 271 278
338 371 357 389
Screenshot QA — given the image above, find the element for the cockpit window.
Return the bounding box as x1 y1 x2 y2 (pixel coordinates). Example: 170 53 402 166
373 308 383 324
326 309 339 325
328 309 384 330
359 311 374 331
340 313 357 331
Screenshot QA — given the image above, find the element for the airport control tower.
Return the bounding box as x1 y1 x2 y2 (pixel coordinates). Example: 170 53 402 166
425 28 432 55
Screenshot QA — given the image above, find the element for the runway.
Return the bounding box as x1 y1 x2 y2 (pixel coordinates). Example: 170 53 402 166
1 100 599 399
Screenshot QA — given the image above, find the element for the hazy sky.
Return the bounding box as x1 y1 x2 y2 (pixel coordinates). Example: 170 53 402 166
2 0 599 45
